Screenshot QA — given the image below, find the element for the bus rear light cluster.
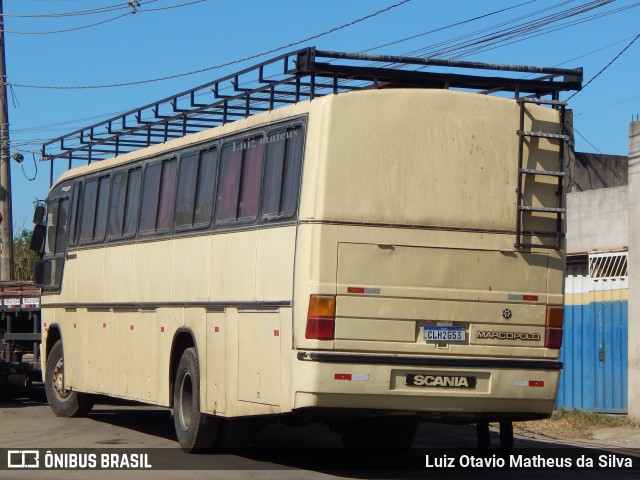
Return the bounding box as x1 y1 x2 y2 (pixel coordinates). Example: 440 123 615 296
545 306 564 349
305 295 336 340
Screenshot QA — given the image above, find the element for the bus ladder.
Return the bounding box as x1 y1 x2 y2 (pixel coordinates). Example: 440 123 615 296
515 97 569 250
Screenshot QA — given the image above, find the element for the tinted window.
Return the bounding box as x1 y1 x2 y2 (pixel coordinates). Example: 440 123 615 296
140 159 176 234
216 145 243 222
108 168 141 239
263 126 304 219
157 159 177 230
176 149 217 229
123 168 142 236
139 163 162 233
93 176 110 241
69 183 82 246
79 179 98 243
239 141 265 219
175 153 199 227
194 149 217 225
281 128 304 215
108 172 127 237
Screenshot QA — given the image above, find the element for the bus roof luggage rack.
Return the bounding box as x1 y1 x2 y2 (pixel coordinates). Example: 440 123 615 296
41 47 582 185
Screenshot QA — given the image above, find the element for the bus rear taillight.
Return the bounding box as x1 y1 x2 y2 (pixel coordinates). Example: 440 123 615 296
545 306 564 349
305 295 336 340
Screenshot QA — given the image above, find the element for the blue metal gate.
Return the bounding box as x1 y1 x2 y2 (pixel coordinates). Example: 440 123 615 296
557 252 628 413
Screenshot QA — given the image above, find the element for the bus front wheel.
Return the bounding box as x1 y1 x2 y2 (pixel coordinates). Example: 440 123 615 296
173 347 218 452
44 340 94 417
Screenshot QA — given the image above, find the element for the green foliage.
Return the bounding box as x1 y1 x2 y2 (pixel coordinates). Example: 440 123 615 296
13 228 37 281
550 408 637 431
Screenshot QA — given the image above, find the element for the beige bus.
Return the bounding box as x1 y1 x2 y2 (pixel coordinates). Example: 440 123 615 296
34 50 580 451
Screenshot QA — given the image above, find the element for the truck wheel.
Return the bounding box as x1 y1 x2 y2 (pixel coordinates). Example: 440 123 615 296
44 340 94 417
173 347 218 452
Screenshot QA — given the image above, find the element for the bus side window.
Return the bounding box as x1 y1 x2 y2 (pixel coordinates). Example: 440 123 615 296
109 167 142 239
175 149 217 229
217 137 264 223
78 176 110 244
216 145 243 222
140 159 177 234
68 182 82 246
263 126 304 220
238 140 265 219
93 176 111 242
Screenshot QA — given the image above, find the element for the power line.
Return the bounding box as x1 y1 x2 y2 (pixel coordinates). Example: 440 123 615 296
2 12 131 35
0 1 139 18
448 2 640 60
0 1 202 35
8 0 413 89
576 92 640 116
358 0 538 54
568 32 640 100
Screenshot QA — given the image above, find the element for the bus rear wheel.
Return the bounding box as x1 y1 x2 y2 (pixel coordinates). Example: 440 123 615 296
44 340 94 417
173 347 218 452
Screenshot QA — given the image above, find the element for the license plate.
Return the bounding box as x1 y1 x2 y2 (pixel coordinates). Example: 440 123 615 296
424 326 465 343
406 373 477 389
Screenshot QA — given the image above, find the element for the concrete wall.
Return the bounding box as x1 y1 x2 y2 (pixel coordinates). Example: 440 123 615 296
567 152 629 192
628 121 640 421
566 186 628 254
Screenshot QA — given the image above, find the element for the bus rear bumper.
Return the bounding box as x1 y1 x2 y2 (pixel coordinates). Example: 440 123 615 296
292 351 561 421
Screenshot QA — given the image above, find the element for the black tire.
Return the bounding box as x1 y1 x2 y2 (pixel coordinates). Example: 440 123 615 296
44 340 94 417
173 347 219 452
340 417 417 450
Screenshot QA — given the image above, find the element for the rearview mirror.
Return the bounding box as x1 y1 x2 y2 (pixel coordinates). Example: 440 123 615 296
29 224 46 253
33 205 45 225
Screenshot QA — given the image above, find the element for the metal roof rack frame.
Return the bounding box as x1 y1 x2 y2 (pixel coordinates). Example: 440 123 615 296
41 46 582 185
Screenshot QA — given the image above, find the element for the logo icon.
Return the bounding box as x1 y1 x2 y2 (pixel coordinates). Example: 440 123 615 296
7 450 39 469
502 309 512 319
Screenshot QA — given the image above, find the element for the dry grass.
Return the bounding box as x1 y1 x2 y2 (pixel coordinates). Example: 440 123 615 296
512 409 638 440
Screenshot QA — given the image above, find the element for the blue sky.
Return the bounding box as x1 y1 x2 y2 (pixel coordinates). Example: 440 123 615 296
5 0 640 232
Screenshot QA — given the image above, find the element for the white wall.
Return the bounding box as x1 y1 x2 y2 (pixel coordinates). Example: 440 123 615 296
628 121 640 421
566 186 628 254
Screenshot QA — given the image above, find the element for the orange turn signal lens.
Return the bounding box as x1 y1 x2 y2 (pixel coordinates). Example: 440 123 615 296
308 295 336 318
546 306 564 328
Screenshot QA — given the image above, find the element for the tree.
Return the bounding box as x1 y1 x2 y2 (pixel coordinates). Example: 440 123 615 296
13 228 37 281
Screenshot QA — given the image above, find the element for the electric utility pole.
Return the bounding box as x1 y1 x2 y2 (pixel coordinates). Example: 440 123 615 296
0 0 14 281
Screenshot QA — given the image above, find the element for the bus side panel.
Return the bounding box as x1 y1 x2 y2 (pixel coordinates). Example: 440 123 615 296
206 310 227 414
76 249 105 303
255 226 296 301
104 244 137 303
209 231 257 302
85 309 113 394
112 310 141 399
237 311 281 406
135 242 170 303
171 236 211 302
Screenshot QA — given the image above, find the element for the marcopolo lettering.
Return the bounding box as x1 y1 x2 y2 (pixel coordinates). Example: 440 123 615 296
476 331 541 341
406 374 477 388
